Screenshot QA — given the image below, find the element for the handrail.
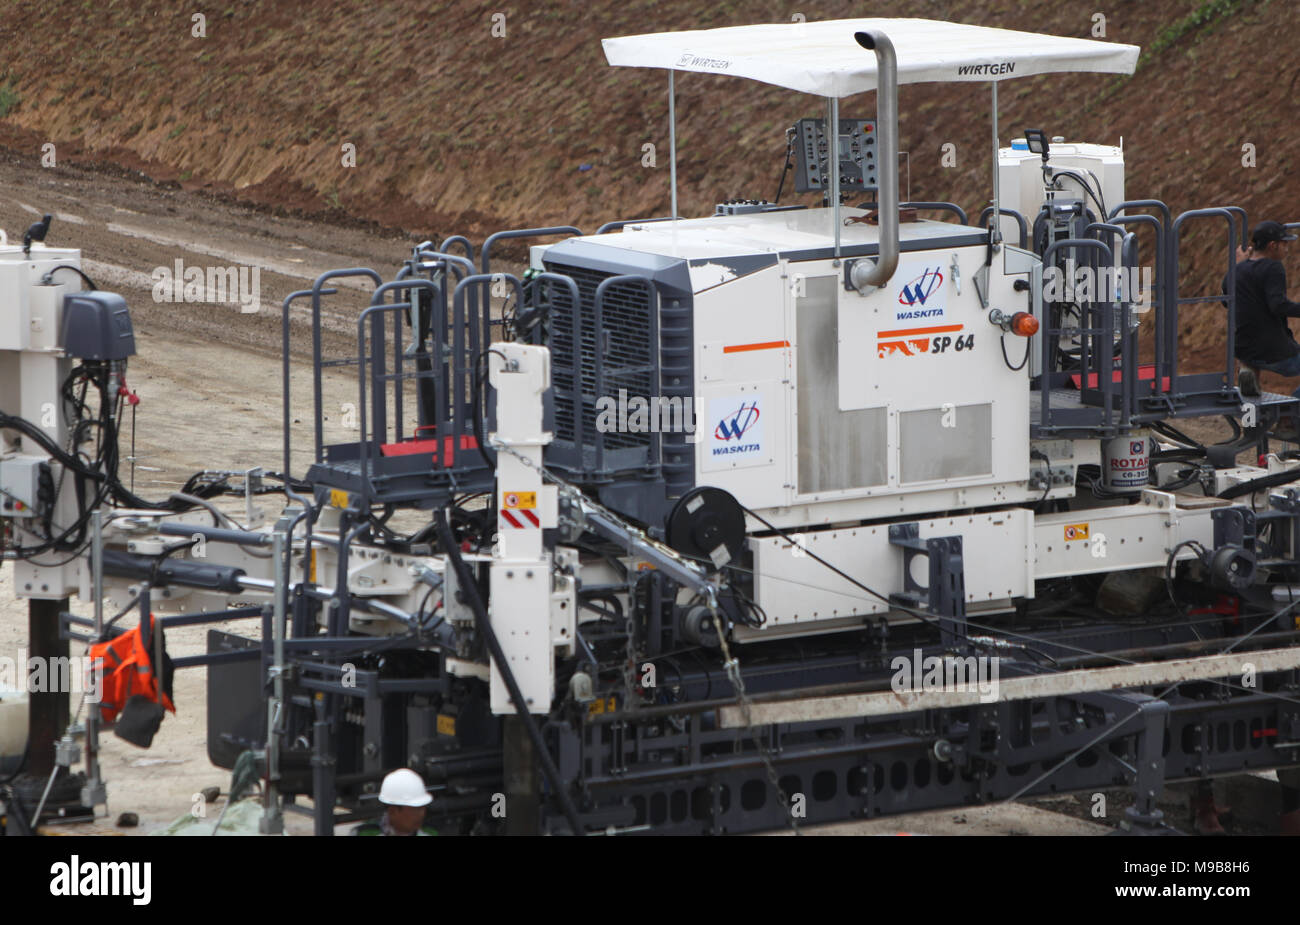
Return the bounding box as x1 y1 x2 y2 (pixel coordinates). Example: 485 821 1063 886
1040 238 1115 432
481 226 583 276
282 286 337 477
1085 222 1139 426
414 249 475 279
355 280 441 497
976 205 1028 250
1169 208 1239 393
1223 207 1248 249
308 269 383 463
1108 200 1172 232
355 304 407 508
438 235 475 262
1106 213 1166 412
455 274 522 467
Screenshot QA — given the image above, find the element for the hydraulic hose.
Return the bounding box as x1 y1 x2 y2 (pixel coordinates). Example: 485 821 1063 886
433 510 584 834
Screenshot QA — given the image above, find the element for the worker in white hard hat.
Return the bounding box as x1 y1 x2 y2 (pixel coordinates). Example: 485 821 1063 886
352 768 438 836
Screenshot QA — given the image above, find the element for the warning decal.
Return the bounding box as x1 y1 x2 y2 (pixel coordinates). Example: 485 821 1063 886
1063 523 1090 541
503 491 537 509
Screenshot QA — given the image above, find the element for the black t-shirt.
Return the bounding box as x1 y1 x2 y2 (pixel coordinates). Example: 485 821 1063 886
1226 257 1300 365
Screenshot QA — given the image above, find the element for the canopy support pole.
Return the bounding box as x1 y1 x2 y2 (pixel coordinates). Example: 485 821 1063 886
829 96 841 261
669 70 678 220
990 80 1001 246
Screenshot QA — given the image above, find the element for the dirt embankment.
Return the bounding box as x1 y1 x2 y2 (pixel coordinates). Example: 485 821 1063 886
0 0 1295 375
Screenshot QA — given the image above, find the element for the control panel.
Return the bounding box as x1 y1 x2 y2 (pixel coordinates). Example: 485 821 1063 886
792 118 877 195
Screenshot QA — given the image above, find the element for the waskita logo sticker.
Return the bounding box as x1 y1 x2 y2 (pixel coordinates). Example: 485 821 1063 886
896 267 945 320
714 401 760 447
706 395 765 466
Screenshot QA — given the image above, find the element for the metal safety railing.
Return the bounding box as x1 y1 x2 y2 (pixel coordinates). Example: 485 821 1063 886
1035 237 1127 435
1034 199 1250 434
352 274 511 500
1164 207 1242 408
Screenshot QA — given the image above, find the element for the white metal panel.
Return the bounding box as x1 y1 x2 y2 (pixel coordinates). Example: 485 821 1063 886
1033 490 1220 578
489 560 554 715
696 380 788 511
751 508 1032 627
692 262 788 376
603 19 1138 97
0 262 29 351
756 244 1032 517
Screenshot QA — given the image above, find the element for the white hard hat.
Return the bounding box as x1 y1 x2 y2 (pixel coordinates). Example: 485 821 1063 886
378 768 432 807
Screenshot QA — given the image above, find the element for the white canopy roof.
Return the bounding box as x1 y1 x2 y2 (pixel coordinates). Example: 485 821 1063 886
602 18 1139 97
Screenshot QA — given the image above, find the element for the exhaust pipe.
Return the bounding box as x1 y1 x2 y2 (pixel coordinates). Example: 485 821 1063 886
851 29 899 289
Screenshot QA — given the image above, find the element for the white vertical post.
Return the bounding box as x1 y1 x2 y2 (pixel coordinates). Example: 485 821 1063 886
669 70 678 220
829 96 841 261
489 344 557 714
991 81 1001 245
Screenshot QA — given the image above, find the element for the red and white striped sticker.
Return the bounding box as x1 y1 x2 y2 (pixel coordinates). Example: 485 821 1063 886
501 508 540 529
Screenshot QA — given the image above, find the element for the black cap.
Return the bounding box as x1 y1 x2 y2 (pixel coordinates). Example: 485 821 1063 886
1252 220 1297 248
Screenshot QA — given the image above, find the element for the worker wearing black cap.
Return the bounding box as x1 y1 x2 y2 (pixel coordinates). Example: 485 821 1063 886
1229 220 1300 397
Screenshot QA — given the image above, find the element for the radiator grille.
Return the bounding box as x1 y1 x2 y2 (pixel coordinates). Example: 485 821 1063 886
544 263 656 451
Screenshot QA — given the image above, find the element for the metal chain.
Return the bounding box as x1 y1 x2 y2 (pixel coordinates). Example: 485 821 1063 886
714 609 801 834
622 577 641 713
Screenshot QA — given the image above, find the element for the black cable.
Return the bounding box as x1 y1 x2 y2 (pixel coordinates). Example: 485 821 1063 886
1029 449 1051 505
1159 467 1203 493
434 510 584 834
733 588 767 628
41 264 98 290
739 504 946 634
774 129 796 204
579 590 624 618
1052 169 1107 221
471 348 509 470
1164 540 1207 618
579 599 622 622
1000 331 1031 371
1150 420 1204 452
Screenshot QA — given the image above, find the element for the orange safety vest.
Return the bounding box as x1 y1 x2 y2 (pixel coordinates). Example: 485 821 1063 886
88 615 175 723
